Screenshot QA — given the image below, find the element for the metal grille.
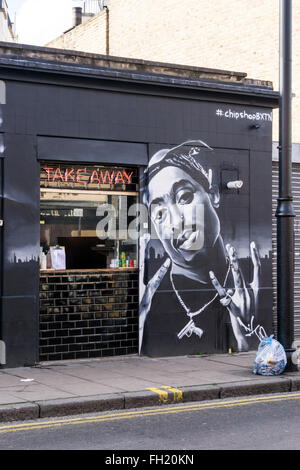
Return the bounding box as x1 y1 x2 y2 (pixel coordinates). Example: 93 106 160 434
272 162 300 339
74 0 105 14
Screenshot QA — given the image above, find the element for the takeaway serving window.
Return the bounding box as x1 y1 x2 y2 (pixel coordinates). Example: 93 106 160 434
40 163 139 271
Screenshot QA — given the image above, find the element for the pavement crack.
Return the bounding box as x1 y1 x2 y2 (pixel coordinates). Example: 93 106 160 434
203 358 252 369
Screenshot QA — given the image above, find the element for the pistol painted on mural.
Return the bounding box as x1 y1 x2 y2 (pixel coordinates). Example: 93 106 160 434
177 319 203 340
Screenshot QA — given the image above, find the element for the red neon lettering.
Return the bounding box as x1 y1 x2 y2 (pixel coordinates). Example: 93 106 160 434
90 170 101 184
44 167 133 185
100 170 115 184
115 171 125 184
43 168 54 182
123 171 134 184
76 169 87 183
53 168 64 182
64 168 75 182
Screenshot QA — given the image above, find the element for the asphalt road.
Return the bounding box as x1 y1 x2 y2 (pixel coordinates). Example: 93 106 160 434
1 392 300 451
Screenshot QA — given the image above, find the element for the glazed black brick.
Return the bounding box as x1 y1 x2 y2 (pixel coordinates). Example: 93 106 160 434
75 336 89 343
69 344 82 352
89 320 101 327
76 321 88 328
40 315 53 323
78 351 93 359
62 291 76 298
75 275 89 282
40 300 53 307
94 342 108 349
39 270 139 361
101 349 115 357
69 299 82 305
82 328 94 335
88 334 102 342
115 347 129 356
48 276 62 283
69 329 82 336
76 291 89 299
82 344 95 351
115 333 127 340
121 340 134 347
55 329 69 337
95 312 108 319
55 299 68 306
76 305 89 313
82 312 95 320
63 307 75 313
56 353 72 360
48 337 62 346
62 322 75 329
68 314 81 320
55 314 68 322
40 330 55 338
62 337 75 344
48 322 61 330
127 346 138 354
57 284 69 291
56 345 69 353
40 346 55 354
69 283 82 290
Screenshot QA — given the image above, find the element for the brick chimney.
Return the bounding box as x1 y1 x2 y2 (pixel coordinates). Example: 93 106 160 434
72 7 83 27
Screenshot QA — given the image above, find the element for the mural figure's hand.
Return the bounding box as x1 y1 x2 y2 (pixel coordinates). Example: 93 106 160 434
139 234 171 353
209 242 261 351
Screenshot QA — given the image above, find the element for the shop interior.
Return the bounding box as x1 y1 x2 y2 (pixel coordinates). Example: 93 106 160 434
40 165 139 271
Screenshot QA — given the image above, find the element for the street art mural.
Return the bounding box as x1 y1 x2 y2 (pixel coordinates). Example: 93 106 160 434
139 140 271 357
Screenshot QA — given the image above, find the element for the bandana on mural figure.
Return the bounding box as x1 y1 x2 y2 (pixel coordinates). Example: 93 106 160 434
139 140 268 357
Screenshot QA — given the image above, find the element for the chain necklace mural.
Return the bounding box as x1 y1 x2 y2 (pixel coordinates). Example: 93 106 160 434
170 261 231 340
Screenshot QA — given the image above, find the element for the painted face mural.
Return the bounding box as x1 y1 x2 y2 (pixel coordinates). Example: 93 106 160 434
148 167 221 269
139 140 270 357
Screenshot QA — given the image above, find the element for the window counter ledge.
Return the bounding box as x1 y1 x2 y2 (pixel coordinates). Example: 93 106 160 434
40 268 138 273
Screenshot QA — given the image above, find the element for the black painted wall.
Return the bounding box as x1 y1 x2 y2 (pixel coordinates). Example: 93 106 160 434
0 62 277 367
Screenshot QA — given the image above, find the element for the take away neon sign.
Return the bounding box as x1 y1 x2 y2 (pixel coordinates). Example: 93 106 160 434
43 167 134 185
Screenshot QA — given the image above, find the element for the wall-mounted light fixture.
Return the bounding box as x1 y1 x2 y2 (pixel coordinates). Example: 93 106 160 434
226 180 243 190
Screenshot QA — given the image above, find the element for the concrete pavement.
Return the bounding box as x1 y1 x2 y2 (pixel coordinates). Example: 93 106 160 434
0 352 299 423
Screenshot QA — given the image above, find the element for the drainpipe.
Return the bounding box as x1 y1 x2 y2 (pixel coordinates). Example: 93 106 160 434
276 0 298 371
0 81 5 366
105 6 109 55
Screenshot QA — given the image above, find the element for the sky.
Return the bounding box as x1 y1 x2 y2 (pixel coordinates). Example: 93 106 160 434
7 0 83 46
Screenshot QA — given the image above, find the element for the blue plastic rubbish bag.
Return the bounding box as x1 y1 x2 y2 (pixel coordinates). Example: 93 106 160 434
253 335 287 376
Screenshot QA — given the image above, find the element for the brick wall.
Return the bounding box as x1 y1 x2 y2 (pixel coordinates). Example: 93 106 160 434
46 0 300 142
40 270 139 361
47 10 107 55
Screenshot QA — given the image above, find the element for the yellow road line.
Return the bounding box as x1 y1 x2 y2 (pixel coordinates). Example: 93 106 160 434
161 386 183 402
2 392 300 429
147 386 183 403
147 387 169 404
1 392 300 435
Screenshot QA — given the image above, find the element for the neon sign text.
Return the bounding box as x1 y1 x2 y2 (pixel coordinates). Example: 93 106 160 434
43 168 134 185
